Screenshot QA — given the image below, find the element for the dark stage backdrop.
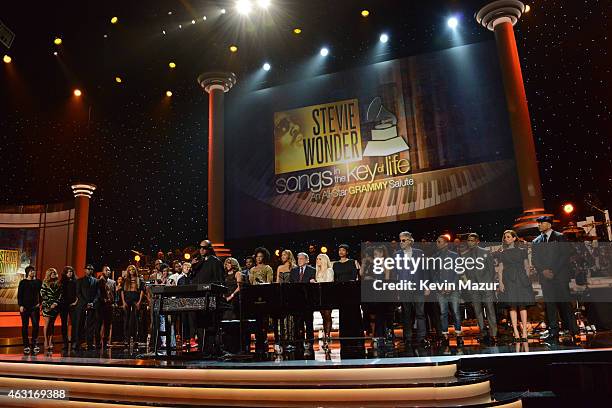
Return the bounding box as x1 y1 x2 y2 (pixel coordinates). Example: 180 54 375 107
226 41 521 240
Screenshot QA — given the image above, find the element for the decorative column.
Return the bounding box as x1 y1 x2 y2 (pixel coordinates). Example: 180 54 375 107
476 0 551 233
197 72 236 256
71 183 96 276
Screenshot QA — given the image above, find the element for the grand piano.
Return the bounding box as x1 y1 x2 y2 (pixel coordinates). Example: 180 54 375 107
239 281 362 318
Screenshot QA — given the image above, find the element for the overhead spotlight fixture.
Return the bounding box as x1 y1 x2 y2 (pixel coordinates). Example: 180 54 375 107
3 54 11 64
229 45 238 53
178 24 182 29
192 19 196 24
379 33 389 43
115 76 122 83
293 28 302 34
73 89 82 97
169 61 176 68
563 203 575 214
361 10 370 17
263 62 271 71
236 0 253 15
53 51 58 56
320 47 329 57
220 8 226 14
103 34 108 38
524 5 531 13
54 37 62 45
202 16 207 20
447 16 458 29
166 90 173 97
162 30 166 35
110 16 118 24
168 11 173 15
257 0 271 9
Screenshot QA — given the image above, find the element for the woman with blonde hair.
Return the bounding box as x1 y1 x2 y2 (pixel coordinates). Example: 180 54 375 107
121 265 145 348
40 267 62 352
315 253 334 347
275 250 297 350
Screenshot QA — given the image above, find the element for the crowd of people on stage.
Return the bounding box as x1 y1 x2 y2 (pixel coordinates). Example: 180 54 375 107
16 215 599 355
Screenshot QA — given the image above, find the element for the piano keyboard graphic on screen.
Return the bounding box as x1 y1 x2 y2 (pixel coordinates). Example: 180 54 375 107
243 160 514 220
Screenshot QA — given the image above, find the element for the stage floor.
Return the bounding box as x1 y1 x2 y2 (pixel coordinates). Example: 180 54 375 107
0 335 609 368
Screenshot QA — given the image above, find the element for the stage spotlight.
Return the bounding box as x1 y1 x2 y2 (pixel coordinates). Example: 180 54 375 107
110 16 118 24
162 30 166 35
263 62 271 71
447 16 458 29
320 47 329 57
229 45 238 53
524 4 531 13
134 255 141 262
192 19 196 24
257 0 271 9
236 0 252 15
184 253 191 260
202 16 207 20
275 249 280 257
563 203 575 214
169 61 176 68
53 51 58 56
321 246 328 254
3 54 11 64
293 28 302 34
54 37 62 45
220 8 226 14
115 76 122 83
179 24 182 29
379 33 389 43
361 10 370 17
73 89 82 97
166 90 172 97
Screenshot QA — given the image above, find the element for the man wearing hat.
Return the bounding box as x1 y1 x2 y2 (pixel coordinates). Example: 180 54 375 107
73 264 100 351
189 240 225 356
531 215 579 343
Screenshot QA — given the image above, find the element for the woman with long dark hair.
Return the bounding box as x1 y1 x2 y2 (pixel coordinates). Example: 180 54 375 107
497 230 534 342
58 266 77 351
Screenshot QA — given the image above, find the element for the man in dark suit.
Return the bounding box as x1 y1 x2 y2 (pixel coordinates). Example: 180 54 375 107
290 252 316 346
464 233 498 344
190 240 225 355
74 264 100 351
395 231 429 345
532 215 579 343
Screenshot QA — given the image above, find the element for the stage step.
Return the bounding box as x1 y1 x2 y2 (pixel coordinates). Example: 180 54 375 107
0 358 524 407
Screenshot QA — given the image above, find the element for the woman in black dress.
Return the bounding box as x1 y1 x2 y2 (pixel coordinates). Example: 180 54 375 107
332 244 363 354
497 230 535 342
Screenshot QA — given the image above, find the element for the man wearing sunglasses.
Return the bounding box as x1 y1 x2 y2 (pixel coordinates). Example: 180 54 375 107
189 240 225 356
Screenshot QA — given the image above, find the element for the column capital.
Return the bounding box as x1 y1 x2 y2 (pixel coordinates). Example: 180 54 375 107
197 72 237 93
475 0 526 31
71 182 96 199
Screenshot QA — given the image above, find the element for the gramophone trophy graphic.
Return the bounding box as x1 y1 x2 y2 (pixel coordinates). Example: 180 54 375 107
362 97 410 157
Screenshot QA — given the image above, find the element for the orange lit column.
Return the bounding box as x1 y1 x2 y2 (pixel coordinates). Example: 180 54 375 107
197 72 236 256
71 183 96 276
476 1 549 232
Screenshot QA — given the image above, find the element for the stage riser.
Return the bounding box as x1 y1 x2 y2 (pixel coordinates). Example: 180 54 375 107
0 362 457 385
0 376 492 406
